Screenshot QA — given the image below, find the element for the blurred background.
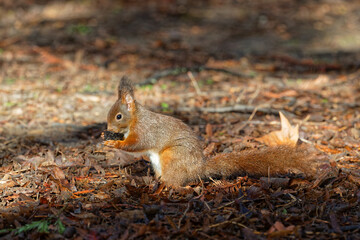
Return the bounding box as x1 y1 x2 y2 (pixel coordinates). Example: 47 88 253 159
1 0 360 67
0 0 359 132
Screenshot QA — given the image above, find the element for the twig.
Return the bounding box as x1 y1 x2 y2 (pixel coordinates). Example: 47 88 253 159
138 66 254 86
177 104 295 117
178 202 191 229
248 87 260 105
216 195 245 210
235 106 259 132
187 71 202 96
195 215 258 233
275 193 298 208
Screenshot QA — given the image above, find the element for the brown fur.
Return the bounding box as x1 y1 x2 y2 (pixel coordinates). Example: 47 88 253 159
204 145 316 178
105 77 317 187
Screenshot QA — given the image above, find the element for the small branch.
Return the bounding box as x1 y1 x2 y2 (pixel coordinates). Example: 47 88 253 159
195 215 257 233
203 67 252 78
177 202 191 229
138 66 254 86
235 106 259 132
177 104 295 117
187 71 203 96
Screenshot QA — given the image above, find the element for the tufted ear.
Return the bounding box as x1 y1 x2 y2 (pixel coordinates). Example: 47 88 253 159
124 92 135 112
118 76 135 112
118 76 134 100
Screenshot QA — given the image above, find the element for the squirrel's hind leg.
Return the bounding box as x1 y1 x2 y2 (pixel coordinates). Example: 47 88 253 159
158 146 205 187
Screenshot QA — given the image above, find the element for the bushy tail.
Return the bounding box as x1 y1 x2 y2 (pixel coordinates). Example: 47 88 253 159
204 145 317 178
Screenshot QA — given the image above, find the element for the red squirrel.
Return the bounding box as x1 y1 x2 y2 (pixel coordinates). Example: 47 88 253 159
104 77 315 187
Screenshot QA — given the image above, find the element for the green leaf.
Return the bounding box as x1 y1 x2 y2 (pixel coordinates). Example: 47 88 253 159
56 86 63 93
82 84 98 93
56 219 65 234
4 78 15 85
161 102 169 111
249 71 257 77
0 229 13 234
161 84 167 90
140 84 153 90
67 24 92 36
4 101 16 107
15 220 49 234
206 78 214 85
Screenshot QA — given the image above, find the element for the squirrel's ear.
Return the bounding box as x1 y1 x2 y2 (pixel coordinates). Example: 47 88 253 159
118 76 135 112
118 76 134 100
124 93 135 112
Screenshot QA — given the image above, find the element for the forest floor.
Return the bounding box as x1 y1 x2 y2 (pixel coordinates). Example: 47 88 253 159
0 0 359 239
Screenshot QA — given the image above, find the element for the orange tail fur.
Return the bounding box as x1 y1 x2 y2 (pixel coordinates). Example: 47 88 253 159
204 145 317 178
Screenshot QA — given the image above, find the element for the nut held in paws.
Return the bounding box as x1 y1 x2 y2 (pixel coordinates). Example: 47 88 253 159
103 131 125 141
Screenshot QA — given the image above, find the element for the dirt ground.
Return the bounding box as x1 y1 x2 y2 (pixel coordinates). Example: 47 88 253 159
0 0 359 239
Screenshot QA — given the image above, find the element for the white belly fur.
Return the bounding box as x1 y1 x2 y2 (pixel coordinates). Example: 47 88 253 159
148 151 161 176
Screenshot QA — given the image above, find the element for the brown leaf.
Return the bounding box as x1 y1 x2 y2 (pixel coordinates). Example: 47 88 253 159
73 189 95 195
52 166 66 180
203 142 217 157
205 123 213 137
19 193 34 202
348 174 360 185
256 112 299 146
273 221 287 231
263 90 298 99
243 228 264 240
267 221 286 234
311 166 338 189
100 180 115 190
267 221 297 237
315 145 342 154
93 192 111 200
289 178 311 187
0 179 16 189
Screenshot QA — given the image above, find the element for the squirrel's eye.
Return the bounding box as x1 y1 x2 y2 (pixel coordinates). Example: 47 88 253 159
116 114 122 120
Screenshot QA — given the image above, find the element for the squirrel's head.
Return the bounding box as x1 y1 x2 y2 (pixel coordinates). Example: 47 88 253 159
107 76 136 133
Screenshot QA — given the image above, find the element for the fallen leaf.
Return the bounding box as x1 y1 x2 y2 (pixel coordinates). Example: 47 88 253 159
263 90 298 99
267 221 297 238
315 145 342 154
256 112 299 146
348 174 360 185
205 123 213 137
73 189 95 195
0 179 16 189
269 221 287 232
203 142 217 157
93 192 111 200
52 166 66 180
